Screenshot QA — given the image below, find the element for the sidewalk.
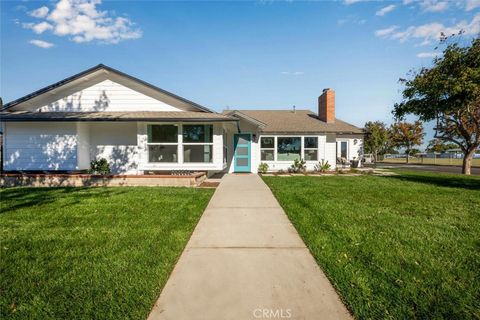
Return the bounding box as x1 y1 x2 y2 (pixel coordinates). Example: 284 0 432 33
148 174 351 320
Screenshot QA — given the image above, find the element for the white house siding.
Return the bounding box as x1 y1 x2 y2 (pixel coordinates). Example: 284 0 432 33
36 79 182 112
3 122 78 171
89 122 139 174
336 135 364 161
137 122 225 174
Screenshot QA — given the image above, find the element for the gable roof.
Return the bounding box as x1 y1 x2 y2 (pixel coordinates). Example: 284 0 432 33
0 111 236 122
225 109 363 134
2 64 213 113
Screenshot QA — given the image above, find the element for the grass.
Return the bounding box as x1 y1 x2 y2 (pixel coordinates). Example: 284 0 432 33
381 157 480 167
0 187 214 319
263 171 480 319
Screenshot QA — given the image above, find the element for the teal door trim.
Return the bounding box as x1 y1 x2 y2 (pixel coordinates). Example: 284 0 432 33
233 133 252 173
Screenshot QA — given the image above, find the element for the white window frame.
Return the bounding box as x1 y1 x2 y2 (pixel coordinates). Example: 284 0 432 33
303 136 319 162
146 123 180 164
260 136 276 162
182 123 214 164
337 139 349 159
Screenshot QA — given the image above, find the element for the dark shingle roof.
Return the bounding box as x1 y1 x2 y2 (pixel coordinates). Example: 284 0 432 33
226 110 363 134
0 111 236 122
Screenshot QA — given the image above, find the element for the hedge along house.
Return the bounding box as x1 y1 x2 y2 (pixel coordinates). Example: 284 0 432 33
1 65 363 175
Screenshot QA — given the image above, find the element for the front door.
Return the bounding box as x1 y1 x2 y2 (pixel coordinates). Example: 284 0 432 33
234 133 251 173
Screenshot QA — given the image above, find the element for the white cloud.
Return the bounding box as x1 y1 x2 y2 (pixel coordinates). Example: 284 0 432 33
375 13 480 44
420 0 448 12
403 0 415 4
29 39 54 48
281 71 305 75
374 25 399 37
29 6 49 18
465 0 480 11
416 52 439 58
376 5 397 16
22 0 142 44
24 21 54 34
343 0 366 5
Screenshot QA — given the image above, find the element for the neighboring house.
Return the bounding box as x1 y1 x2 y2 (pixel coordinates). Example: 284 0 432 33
0 64 363 175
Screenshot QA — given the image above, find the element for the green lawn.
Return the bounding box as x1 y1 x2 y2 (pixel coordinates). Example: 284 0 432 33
0 187 214 319
263 171 480 319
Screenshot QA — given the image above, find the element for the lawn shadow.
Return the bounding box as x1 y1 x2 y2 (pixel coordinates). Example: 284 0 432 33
383 173 480 191
0 187 127 214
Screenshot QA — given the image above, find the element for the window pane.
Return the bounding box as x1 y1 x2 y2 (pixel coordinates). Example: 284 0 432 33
261 150 274 161
183 125 213 143
236 158 248 166
305 150 318 161
261 137 274 148
341 141 348 158
277 137 301 161
236 147 249 156
184 145 213 163
148 125 178 143
236 134 250 145
304 137 318 149
148 145 178 162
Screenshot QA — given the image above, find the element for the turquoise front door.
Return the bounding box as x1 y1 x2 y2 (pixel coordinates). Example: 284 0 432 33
234 133 251 172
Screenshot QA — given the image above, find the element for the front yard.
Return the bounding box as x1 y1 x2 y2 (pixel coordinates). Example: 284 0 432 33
263 171 480 319
0 187 214 319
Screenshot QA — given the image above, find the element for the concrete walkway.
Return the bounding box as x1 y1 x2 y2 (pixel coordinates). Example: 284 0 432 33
148 174 351 320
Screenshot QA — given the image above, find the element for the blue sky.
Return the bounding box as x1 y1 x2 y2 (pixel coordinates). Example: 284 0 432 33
1 0 479 144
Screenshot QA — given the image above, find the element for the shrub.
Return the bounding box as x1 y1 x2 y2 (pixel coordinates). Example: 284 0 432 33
258 162 269 174
90 158 111 175
314 159 331 173
289 159 306 173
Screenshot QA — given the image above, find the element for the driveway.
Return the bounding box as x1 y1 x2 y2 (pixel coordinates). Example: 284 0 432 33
148 174 351 320
376 163 480 175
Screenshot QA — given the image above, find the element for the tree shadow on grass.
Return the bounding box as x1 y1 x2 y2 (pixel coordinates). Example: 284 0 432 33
383 173 480 191
0 187 127 214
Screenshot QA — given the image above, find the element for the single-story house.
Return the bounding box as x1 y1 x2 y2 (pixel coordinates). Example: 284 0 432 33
0 64 363 175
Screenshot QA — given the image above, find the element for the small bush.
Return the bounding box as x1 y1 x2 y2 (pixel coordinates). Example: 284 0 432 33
315 159 331 173
258 162 269 174
289 159 306 173
90 158 111 175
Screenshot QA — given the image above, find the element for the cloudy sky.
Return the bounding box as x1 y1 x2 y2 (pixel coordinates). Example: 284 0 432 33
1 0 479 141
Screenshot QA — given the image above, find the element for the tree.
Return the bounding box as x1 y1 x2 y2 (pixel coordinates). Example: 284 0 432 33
390 121 424 163
426 138 458 153
393 36 480 174
364 121 389 162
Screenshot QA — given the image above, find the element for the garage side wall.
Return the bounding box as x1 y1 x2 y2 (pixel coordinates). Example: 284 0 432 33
3 122 78 171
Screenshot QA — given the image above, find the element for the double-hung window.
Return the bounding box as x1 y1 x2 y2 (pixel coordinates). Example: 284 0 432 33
147 124 179 163
304 137 318 161
260 137 275 161
183 124 213 163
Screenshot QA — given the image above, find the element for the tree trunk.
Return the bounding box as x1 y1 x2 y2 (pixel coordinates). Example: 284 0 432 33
406 149 410 163
462 148 476 175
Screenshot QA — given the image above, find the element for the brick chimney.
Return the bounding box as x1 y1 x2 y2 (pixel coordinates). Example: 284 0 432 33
318 88 335 123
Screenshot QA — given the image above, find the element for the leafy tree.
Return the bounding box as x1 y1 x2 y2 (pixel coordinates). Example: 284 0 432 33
393 36 480 174
390 121 424 163
426 138 458 153
364 121 389 162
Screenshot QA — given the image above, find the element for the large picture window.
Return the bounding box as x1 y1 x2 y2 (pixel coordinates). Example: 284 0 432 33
304 137 318 161
260 137 275 161
277 137 301 161
147 125 178 163
183 124 214 163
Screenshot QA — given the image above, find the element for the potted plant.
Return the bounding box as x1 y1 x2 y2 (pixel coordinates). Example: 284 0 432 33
350 157 359 168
